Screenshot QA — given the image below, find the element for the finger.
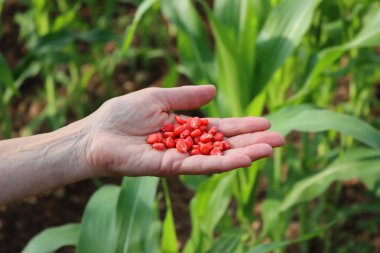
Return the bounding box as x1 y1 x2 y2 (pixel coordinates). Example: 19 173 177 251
175 143 273 175
207 117 271 137
155 85 216 111
228 131 285 148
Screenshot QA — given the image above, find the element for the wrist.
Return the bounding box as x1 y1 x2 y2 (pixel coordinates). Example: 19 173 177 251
52 118 94 181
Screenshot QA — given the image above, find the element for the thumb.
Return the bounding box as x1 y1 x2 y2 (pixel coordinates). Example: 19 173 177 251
155 85 216 111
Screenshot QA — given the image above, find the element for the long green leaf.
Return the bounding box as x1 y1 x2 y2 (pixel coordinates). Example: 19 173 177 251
121 0 159 54
115 176 159 253
0 53 16 92
161 179 178 253
267 105 380 149
77 185 120 253
184 173 234 253
206 229 244 253
291 7 380 101
254 0 321 94
203 2 243 117
247 221 335 253
281 149 380 211
161 0 214 83
22 224 80 253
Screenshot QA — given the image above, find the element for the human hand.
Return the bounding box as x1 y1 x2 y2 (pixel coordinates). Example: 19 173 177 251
83 85 285 177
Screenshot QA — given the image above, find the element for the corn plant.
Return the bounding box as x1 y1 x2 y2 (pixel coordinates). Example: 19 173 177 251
17 0 380 252
161 0 380 252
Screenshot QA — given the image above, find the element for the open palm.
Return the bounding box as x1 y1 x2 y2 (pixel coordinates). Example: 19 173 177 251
85 85 285 177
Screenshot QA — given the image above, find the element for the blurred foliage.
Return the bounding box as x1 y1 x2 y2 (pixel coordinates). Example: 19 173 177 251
0 0 379 253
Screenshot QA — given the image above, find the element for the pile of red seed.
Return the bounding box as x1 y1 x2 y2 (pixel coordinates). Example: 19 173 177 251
146 116 231 156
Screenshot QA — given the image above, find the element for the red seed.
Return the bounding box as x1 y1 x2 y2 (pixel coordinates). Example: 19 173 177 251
208 126 218 135
190 149 201 156
146 133 161 144
180 129 191 138
200 133 213 143
190 129 202 137
173 125 185 135
189 117 202 129
201 118 208 125
213 132 224 142
176 140 188 153
157 132 163 142
152 143 165 150
199 125 207 132
174 115 187 125
149 118 229 156
185 136 194 149
165 137 176 148
222 141 231 150
163 132 175 138
182 123 192 132
210 148 223 156
213 141 223 149
200 142 213 155
161 122 174 132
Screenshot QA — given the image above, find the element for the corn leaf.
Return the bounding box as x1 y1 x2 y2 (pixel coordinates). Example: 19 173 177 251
115 176 159 253
247 221 335 253
0 53 16 93
255 0 321 95
291 7 380 101
184 173 235 253
77 185 120 253
161 208 178 253
22 224 80 253
206 229 244 253
161 0 215 83
281 149 380 211
198 0 245 116
161 179 178 253
267 105 380 149
121 0 159 54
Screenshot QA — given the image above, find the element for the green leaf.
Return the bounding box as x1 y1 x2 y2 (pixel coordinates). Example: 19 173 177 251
281 149 380 211
267 105 380 149
180 175 209 191
247 221 335 253
213 0 241 38
260 199 282 238
161 208 178 253
22 224 80 253
77 185 120 253
115 176 159 253
206 229 244 253
161 0 215 83
198 0 245 116
255 0 321 94
0 53 16 92
73 177 160 253
161 179 178 253
184 173 235 253
291 7 380 101
121 0 159 54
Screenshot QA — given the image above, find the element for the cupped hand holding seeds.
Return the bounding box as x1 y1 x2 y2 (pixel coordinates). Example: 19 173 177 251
85 85 285 176
0 85 285 203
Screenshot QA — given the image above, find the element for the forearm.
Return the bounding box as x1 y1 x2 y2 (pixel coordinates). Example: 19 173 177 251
0 120 92 204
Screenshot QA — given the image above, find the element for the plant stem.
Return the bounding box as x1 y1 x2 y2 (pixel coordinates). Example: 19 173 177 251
274 148 282 190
